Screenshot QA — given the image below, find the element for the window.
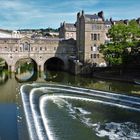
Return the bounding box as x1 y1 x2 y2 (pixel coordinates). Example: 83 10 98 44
66 33 69 38
91 34 94 40
93 46 97 52
91 46 93 51
40 47 42 51
92 25 102 30
97 54 99 58
24 42 30 51
98 34 100 41
71 33 73 37
91 54 93 59
94 34 97 41
31 47 33 51
91 45 97 52
92 25 96 30
91 54 97 59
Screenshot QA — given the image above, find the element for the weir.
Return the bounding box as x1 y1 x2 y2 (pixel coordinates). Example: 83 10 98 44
20 84 140 140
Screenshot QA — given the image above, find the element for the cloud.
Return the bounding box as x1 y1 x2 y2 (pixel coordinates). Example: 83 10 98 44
0 0 139 29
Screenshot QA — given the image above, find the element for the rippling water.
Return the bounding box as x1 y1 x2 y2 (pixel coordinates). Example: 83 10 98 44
1 70 140 140
21 84 140 140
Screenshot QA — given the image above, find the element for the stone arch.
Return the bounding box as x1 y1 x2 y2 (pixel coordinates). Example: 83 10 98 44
0 57 8 70
44 57 65 71
15 57 38 72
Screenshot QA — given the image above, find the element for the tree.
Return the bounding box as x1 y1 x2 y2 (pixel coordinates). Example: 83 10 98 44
100 20 140 66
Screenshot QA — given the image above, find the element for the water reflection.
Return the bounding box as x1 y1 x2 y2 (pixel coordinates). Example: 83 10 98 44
15 58 37 82
0 71 8 84
0 70 140 103
0 70 140 140
44 71 140 95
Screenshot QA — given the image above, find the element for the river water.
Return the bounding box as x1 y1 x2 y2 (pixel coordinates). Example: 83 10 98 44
0 71 140 140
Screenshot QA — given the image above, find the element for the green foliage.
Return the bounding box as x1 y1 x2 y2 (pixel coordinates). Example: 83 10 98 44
100 20 140 66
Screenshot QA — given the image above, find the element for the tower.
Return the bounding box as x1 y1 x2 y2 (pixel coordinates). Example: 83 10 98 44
76 11 106 66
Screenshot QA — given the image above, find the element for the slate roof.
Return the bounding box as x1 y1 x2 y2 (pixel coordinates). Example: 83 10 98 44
105 20 112 25
65 23 76 28
85 14 100 19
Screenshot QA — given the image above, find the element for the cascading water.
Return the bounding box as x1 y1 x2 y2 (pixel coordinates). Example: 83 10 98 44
20 84 140 140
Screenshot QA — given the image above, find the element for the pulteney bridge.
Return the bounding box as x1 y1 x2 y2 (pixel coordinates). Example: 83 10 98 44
0 36 76 72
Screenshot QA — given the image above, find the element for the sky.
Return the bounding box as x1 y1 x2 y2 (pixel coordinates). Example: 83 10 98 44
0 0 140 30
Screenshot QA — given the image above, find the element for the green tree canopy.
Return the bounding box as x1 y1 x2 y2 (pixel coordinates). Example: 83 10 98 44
100 20 140 66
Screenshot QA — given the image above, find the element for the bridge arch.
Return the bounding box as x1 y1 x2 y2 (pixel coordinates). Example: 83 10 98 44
15 57 38 81
0 57 8 70
15 57 38 72
44 57 65 71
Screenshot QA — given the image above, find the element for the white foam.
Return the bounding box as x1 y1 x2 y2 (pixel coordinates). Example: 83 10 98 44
34 86 140 109
40 95 56 140
30 88 48 140
95 122 140 140
39 94 140 140
20 85 38 140
21 84 140 140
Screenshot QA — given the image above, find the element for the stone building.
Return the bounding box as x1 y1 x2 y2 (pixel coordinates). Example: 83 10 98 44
0 35 76 72
76 10 107 66
0 29 22 38
104 19 112 43
59 22 76 40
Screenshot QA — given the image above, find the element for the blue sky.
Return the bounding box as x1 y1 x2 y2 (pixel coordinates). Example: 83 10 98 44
0 0 140 29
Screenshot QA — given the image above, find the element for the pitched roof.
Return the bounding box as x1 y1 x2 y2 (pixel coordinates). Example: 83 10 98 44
65 23 76 28
105 20 112 25
85 14 100 19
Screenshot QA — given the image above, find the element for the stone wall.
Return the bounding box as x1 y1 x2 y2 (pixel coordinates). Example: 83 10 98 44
0 36 76 72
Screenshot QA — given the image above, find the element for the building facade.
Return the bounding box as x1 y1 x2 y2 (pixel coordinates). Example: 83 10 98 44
76 11 108 66
59 22 76 40
0 34 76 72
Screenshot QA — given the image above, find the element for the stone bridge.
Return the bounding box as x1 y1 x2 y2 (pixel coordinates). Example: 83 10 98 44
0 36 76 72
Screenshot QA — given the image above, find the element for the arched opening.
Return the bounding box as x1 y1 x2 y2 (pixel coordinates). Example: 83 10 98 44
44 57 65 80
15 58 37 82
44 57 64 71
0 58 8 84
0 58 8 71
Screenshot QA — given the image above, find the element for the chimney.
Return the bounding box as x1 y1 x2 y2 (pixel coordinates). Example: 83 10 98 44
63 21 66 27
77 12 80 18
82 10 84 16
124 19 129 25
98 11 104 21
136 18 140 24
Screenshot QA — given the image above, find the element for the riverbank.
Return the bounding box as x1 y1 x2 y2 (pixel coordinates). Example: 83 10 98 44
93 71 140 85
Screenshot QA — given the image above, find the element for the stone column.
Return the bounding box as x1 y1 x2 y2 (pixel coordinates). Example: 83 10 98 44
11 65 15 72
38 64 44 72
8 65 15 72
8 65 11 72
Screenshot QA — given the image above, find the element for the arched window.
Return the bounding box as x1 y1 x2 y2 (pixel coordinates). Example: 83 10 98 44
94 34 97 41
24 42 30 51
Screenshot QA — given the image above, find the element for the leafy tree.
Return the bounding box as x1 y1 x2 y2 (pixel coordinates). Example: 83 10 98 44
100 20 140 66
